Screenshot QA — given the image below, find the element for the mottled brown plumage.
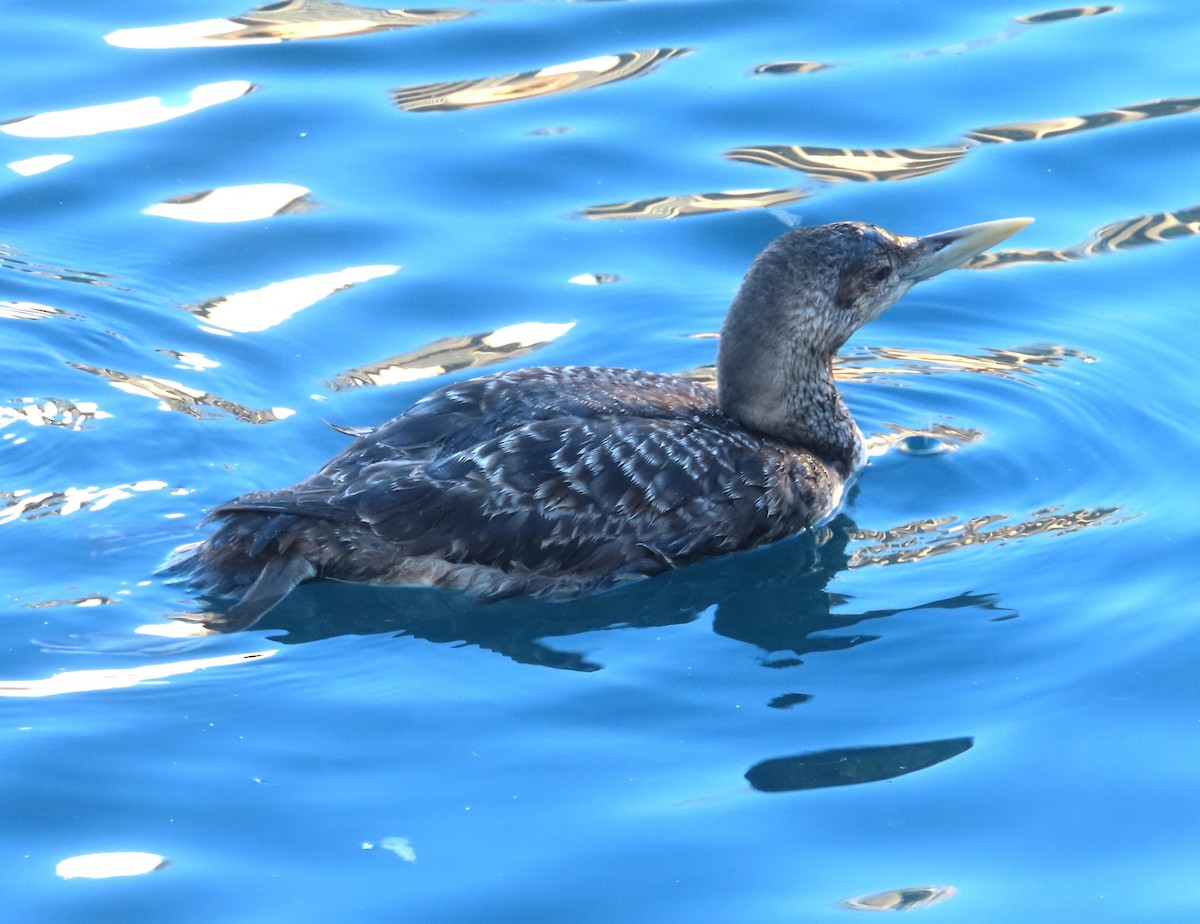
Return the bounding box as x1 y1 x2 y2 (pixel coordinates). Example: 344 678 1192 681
166 218 1031 629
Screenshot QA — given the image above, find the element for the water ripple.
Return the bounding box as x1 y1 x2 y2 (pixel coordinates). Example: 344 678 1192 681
104 1 469 48
392 48 689 112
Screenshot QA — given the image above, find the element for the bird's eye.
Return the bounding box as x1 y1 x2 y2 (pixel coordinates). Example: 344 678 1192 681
869 265 891 285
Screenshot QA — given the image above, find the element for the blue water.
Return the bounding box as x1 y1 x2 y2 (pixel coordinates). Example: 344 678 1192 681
3 0 1199 919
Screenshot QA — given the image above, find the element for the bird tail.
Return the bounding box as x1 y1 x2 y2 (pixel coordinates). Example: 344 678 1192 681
159 511 316 631
216 554 316 631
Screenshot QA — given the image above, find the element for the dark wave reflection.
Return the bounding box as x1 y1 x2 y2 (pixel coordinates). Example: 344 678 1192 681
898 5 1118 60
967 203 1200 269
848 506 1121 569
725 144 968 184
683 342 1095 389
1017 5 1118 25
67 363 293 424
755 7 1116 74
752 61 833 77
1 246 120 289
730 95 1198 184
324 321 574 391
838 344 1097 384
392 48 688 112
867 422 983 457
967 95 1198 144
839 886 958 912
1 398 111 431
105 1 469 48
579 187 808 220
745 737 973 792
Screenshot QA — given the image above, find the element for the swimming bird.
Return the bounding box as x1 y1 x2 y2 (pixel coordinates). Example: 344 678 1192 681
169 217 1031 630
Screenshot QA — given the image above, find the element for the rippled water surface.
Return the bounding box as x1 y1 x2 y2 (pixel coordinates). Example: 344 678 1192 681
3 0 1199 920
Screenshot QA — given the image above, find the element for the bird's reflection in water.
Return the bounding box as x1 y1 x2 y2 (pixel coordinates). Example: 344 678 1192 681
745 737 974 792
175 503 1113 794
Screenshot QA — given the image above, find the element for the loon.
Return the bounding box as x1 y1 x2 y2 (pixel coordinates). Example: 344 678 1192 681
169 217 1031 629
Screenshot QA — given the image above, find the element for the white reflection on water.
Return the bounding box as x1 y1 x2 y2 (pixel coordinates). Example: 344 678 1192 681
379 836 417 863
105 1 468 48
0 480 168 525
143 183 313 223
161 350 221 371
7 154 72 176
568 273 621 285
327 321 576 389
56 851 168 879
579 187 809 220
393 48 688 112
1 81 254 138
0 300 73 320
67 363 295 423
188 265 400 333
0 650 275 698
0 398 112 431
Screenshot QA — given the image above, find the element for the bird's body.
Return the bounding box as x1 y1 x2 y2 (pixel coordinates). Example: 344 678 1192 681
193 367 839 604
169 217 1031 629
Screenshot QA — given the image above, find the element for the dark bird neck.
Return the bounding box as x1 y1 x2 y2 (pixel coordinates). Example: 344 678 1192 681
715 253 865 477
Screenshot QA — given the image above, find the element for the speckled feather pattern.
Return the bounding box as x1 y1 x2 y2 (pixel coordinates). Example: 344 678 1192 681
183 367 838 601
